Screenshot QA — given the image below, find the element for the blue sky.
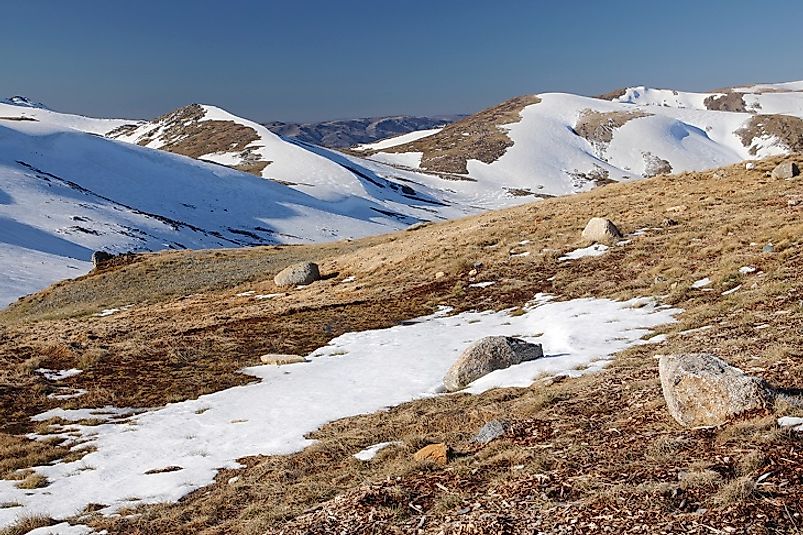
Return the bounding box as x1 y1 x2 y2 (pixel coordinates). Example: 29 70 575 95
2 0 801 122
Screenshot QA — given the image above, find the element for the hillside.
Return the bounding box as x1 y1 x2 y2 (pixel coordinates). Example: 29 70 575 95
0 103 482 306
364 81 803 196
264 114 464 148
0 155 800 533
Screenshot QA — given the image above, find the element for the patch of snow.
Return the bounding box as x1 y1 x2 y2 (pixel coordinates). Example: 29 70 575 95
721 285 742 296
469 281 496 288
645 334 667 344
94 308 119 317
510 251 530 258
23 522 95 535
559 244 609 261
340 276 356 284
354 128 442 151
691 277 712 289
47 389 88 401
0 294 678 527
235 291 255 297
739 266 757 274
254 293 283 300
778 416 803 431
353 441 402 461
36 369 82 381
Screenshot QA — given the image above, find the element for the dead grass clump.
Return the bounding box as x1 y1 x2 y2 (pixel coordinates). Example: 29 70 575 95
0 516 53 535
574 109 650 152
704 92 748 112
14 472 48 489
710 475 756 506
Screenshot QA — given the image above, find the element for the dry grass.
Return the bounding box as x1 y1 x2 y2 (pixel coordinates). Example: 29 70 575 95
737 114 803 155
2 155 803 532
0 516 52 535
374 95 541 175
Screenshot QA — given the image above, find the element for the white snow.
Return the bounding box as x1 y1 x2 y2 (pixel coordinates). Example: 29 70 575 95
691 277 712 289
354 128 442 151
739 266 757 274
353 441 401 461
94 308 120 317
469 281 496 288
0 294 678 527
36 369 82 381
23 522 95 535
559 244 609 261
778 416 803 431
721 285 742 296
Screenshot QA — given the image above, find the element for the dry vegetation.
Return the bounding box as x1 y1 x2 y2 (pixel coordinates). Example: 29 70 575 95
574 109 650 152
704 92 750 113
371 95 542 175
108 104 270 176
1 156 803 533
737 114 803 155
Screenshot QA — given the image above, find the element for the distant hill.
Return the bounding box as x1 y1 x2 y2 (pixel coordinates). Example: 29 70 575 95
263 114 466 148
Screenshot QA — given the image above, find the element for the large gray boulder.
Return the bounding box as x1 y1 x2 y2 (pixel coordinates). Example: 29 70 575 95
581 217 623 243
658 353 774 427
444 336 543 392
771 161 799 180
274 262 320 287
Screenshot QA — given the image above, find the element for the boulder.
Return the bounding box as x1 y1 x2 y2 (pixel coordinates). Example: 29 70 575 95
91 250 114 269
273 262 320 287
771 161 799 179
259 353 306 365
581 217 623 243
473 420 508 445
413 443 449 466
443 336 543 392
658 353 775 427
405 221 431 232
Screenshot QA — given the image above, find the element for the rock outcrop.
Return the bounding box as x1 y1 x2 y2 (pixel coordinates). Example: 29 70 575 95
658 353 775 427
444 336 543 392
771 161 800 179
274 262 320 287
581 217 623 243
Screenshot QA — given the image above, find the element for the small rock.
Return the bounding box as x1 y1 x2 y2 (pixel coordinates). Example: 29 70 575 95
444 336 543 392
259 354 306 365
666 205 687 214
406 221 431 232
274 262 320 287
413 443 449 466
434 271 446 280
659 353 775 427
473 420 508 445
662 218 678 227
745 162 756 170
91 250 114 269
771 161 799 180
581 217 623 244
468 269 478 277
762 243 774 253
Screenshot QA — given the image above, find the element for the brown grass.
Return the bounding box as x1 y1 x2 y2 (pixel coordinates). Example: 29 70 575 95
374 95 541 175
574 109 649 151
737 114 803 155
2 154 803 532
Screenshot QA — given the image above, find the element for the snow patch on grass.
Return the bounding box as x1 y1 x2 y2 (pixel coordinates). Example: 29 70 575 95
559 244 609 262
0 294 678 527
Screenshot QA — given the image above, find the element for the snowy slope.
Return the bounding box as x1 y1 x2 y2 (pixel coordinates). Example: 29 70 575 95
0 98 138 135
365 81 803 197
0 112 478 306
353 127 443 152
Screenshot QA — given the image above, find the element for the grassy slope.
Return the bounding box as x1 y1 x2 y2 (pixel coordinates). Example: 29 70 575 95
1 156 802 533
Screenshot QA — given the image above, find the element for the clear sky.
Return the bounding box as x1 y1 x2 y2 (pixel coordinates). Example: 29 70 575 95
2 0 801 122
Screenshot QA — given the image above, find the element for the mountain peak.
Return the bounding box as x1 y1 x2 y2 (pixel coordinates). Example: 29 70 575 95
1 95 49 109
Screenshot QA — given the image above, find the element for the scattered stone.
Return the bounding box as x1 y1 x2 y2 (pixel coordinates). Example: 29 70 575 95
662 218 678 227
666 205 687 214
473 420 508 445
658 353 775 427
771 161 799 179
413 443 449 466
274 262 320 287
581 217 622 243
763 243 774 253
444 336 543 392
434 271 446 280
406 221 431 232
91 250 114 269
468 269 478 277
745 162 756 170
259 354 306 365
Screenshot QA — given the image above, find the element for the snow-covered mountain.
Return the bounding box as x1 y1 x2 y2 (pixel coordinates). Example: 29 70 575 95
4 80 803 306
0 103 479 306
362 81 803 196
